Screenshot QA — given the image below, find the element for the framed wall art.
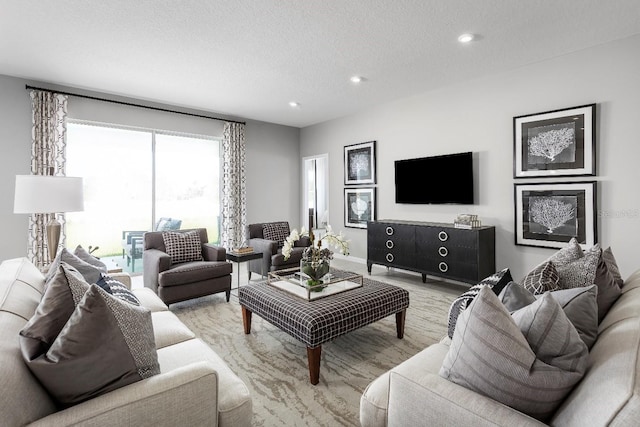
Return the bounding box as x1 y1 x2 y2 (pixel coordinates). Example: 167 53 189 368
514 104 596 178
514 181 597 249
344 187 376 229
344 141 376 185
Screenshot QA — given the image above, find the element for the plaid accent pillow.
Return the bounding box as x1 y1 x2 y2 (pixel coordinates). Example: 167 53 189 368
262 222 290 247
447 267 513 338
162 231 203 264
521 261 561 295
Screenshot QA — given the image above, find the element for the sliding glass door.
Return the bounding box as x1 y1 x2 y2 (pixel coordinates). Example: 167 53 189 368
65 121 220 273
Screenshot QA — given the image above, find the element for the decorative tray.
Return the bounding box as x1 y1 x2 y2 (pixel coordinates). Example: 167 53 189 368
267 267 363 301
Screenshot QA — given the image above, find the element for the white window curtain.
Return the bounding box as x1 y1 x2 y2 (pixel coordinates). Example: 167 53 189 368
28 90 69 266
220 122 247 249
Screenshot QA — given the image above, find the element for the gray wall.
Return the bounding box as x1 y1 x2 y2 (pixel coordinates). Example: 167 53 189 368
0 75 300 261
301 34 640 280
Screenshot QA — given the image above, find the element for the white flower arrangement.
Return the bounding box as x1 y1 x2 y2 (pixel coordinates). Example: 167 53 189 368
282 225 350 261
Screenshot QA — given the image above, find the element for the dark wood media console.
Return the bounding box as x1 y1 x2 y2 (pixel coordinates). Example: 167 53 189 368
367 220 495 284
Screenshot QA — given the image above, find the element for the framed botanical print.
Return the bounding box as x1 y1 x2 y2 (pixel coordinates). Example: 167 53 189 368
514 181 597 249
344 187 376 229
344 141 376 185
514 104 596 178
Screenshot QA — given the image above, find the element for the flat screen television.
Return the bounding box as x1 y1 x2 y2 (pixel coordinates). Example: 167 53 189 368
395 152 474 204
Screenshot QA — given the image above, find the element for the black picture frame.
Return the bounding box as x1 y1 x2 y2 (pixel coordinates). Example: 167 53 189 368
514 181 597 249
514 104 596 178
344 187 376 229
344 141 376 185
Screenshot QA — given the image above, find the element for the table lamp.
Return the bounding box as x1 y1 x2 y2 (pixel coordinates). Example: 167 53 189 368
14 175 84 261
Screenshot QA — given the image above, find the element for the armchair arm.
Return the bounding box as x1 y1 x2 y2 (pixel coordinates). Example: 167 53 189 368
30 362 218 427
248 238 279 276
203 243 226 262
143 249 172 292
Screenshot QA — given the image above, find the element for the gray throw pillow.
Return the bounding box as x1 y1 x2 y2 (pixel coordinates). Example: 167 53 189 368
46 248 104 285
446 268 512 338
593 254 622 323
603 246 624 287
498 281 537 311
521 261 560 294
20 264 90 356
499 282 598 349
73 245 108 272
440 286 588 422
162 230 203 264
21 284 159 406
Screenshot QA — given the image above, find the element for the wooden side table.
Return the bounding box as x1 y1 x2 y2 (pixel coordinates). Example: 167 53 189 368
226 251 263 292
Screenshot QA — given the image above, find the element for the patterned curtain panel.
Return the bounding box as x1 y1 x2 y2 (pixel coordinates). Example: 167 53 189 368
28 90 68 267
221 122 247 249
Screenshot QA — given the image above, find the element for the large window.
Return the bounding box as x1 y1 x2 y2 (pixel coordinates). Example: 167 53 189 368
65 121 221 272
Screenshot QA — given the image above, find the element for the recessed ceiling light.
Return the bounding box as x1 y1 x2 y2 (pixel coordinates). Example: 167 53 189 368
457 33 475 43
289 101 300 108
350 76 363 84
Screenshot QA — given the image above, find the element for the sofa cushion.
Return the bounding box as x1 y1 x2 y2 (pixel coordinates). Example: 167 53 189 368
72 245 108 272
262 222 290 247
440 286 588 422
521 261 560 294
133 287 170 312
446 268 512 338
159 261 232 287
162 230 204 264
151 311 196 349
157 338 252 426
46 248 104 285
19 264 90 356
23 284 160 406
96 273 141 306
499 283 598 349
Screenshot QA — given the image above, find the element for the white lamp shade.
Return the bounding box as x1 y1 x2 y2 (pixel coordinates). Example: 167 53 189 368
14 175 84 214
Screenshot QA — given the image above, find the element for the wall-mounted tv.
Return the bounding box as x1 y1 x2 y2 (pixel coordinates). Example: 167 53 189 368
395 151 474 204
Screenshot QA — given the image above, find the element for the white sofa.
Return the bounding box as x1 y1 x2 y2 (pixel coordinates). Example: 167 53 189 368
360 269 640 426
0 257 252 426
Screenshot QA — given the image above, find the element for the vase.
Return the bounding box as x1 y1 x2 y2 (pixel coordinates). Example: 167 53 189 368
300 259 330 291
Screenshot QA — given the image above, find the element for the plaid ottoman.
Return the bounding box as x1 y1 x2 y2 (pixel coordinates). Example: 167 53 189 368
238 270 409 384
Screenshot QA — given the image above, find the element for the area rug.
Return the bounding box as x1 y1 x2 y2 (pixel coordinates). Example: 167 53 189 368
170 270 461 426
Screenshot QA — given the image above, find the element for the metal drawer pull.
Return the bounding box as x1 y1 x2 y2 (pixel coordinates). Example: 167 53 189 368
438 262 448 272
386 253 394 263
438 246 448 257
385 226 394 236
386 240 394 249
438 231 448 241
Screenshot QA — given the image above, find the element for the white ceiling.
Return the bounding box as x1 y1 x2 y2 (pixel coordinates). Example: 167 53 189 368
1 1 639 128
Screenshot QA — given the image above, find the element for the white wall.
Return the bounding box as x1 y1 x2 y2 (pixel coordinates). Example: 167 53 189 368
0 75 300 261
300 34 640 279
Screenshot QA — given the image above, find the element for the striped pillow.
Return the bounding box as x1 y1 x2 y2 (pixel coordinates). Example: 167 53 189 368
440 286 588 422
446 268 512 338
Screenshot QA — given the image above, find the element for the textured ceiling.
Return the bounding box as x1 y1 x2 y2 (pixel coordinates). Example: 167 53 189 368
1 1 639 128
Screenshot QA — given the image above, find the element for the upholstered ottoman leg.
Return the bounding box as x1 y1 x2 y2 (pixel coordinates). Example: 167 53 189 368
307 346 322 385
242 306 252 334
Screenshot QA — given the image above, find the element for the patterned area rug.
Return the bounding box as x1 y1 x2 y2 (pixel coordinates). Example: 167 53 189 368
170 268 461 426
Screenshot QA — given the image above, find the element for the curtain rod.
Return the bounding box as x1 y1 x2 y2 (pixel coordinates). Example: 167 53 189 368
25 85 246 125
